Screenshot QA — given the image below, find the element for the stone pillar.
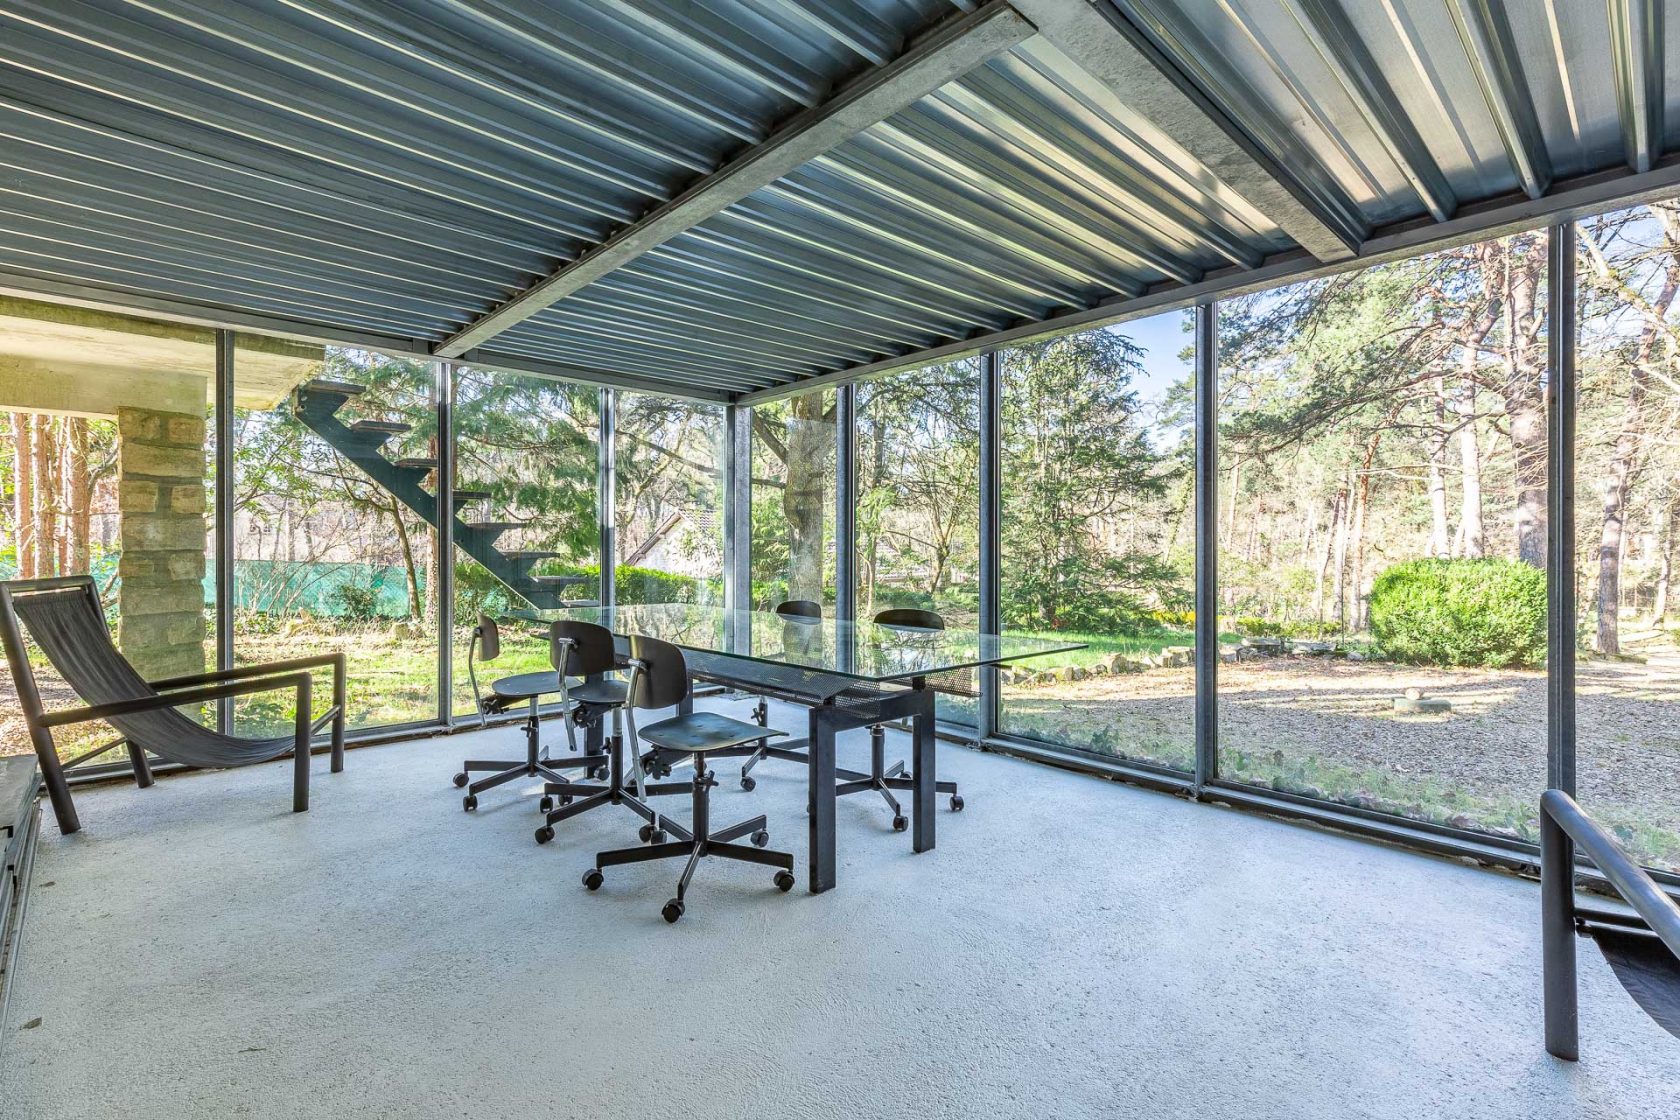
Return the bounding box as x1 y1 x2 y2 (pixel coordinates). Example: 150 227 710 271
116 406 207 680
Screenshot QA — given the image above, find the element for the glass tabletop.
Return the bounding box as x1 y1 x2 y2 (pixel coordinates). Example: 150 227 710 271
516 603 1084 684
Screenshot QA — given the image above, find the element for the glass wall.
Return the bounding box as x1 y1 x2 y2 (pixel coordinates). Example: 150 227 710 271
232 343 440 735
1575 201 1680 872
855 359 980 723
997 314 1197 768
750 388 837 610
0 301 218 760
615 393 724 606
1215 232 1550 841
449 366 598 715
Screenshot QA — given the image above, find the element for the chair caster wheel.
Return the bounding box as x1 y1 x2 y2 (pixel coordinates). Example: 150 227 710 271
590 766 609 781
751 829 769 848
535 826 555 845
452 772 468 788
740 775 756 792
583 869 603 891
650 829 667 845
950 795 964 812
774 870 796 892
559 794 573 807
891 814 908 832
462 794 478 812
539 796 554 814
662 898 685 923
639 824 653 842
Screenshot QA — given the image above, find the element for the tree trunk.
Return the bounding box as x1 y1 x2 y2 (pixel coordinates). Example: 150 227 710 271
66 417 90 574
1653 497 1675 626
391 499 423 619
10 413 34 578
1491 238 1549 566
782 394 834 604
1427 376 1451 557
1330 478 1352 627
1349 432 1381 631
31 415 54 577
1456 382 1484 558
1314 489 1344 623
1595 263 1679 654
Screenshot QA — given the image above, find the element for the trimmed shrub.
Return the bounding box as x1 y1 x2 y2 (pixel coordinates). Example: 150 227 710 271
1368 558 1546 668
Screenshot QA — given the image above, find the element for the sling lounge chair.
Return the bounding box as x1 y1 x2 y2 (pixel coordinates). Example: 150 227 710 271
0 576 346 835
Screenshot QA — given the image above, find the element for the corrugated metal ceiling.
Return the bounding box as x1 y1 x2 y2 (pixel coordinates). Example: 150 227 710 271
0 0 1675 401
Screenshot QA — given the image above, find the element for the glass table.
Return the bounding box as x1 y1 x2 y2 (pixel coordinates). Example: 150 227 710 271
521 604 1082 892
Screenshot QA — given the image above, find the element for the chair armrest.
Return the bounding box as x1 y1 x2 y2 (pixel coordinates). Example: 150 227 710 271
38 672 314 729
149 652 346 691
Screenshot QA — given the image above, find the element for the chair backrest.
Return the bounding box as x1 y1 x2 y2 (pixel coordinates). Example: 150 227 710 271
775 599 822 620
476 613 500 661
873 607 946 631
550 620 615 677
623 634 689 710
0 575 203 753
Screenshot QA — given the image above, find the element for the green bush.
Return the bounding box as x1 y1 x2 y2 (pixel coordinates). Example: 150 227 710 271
332 582 385 622
1368 558 1546 668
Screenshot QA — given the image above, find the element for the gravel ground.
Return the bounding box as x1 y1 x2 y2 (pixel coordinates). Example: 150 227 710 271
1005 649 1680 868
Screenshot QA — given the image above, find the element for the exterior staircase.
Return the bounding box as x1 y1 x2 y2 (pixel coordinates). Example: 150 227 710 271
292 380 594 611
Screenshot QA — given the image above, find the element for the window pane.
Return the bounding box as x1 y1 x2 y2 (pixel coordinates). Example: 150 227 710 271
1576 201 1680 871
0 300 217 760
1216 233 1549 841
450 367 598 716
856 360 980 725
998 315 1196 769
751 389 836 610
615 394 724 606
233 344 440 734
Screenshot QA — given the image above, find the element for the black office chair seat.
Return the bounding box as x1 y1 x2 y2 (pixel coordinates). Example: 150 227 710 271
641 711 781 754
570 678 629 706
489 670 564 701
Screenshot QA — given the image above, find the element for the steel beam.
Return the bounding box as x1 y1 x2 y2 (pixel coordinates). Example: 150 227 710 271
977 348 1002 742
1193 301 1217 789
735 156 1680 407
214 328 234 734
598 388 616 609
722 404 752 611
1284 0 1456 222
1011 0 1359 263
436 359 456 724
1547 221 1576 794
834 383 857 624
1446 0 1552 198
1607 0 1665 173
435 1 1034 357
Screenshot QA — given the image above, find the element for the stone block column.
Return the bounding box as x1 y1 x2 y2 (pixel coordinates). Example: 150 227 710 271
116 406 207 680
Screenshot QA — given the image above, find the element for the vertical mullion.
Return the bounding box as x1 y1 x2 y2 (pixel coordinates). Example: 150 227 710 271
436 359 455 726
724 403 752 611
834 383 857 624
214 329 234 734
598 387 616 609
978 349 1002 742
1547 220 1577 795
1194 301 1219 790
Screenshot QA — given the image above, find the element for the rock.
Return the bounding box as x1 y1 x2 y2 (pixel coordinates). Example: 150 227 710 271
1102 652 1129 674
1404 686 1425 700
1393 696 1451 714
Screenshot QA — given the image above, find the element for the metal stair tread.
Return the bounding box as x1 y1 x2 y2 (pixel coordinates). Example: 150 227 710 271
392 457 438 470
298 379 367 396
348 419 412 434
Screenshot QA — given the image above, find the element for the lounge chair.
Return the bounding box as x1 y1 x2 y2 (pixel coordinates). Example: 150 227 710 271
0 576 346 834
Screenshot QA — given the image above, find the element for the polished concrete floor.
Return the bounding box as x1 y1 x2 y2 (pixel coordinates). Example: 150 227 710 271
3 701 1677 1119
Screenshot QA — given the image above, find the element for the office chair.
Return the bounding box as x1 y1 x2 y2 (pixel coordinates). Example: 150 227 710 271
535 620 692 844
583 634 796 922
736 599 823 790
453 613 608 811
734 605 964 831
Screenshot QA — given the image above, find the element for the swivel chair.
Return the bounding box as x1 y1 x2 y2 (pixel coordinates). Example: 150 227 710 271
583 634 796 923
453 613 608 811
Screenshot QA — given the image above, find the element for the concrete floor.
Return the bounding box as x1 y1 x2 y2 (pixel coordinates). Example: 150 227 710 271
2 700 1677 1120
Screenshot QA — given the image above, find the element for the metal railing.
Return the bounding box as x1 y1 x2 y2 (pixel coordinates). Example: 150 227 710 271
1541 788 1680 1060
